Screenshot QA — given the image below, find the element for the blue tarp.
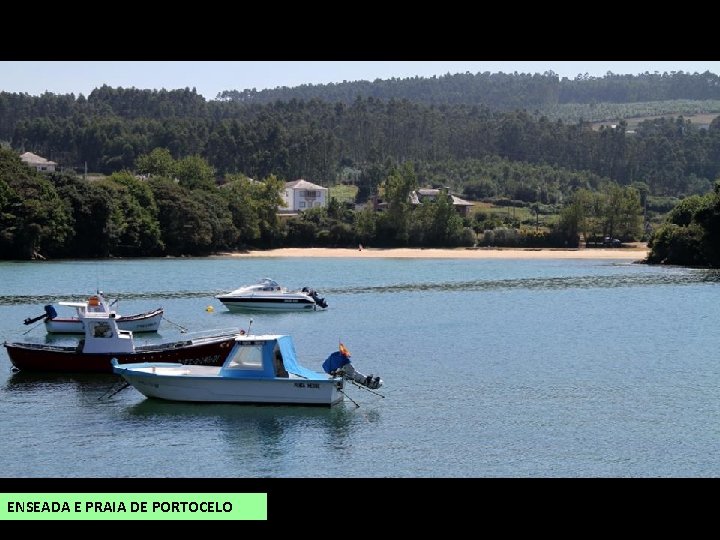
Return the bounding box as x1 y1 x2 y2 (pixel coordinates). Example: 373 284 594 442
322 351 351 375
277 336 328 380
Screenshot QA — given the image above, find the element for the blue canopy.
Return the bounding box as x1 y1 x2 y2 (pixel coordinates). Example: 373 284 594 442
277 336 328 380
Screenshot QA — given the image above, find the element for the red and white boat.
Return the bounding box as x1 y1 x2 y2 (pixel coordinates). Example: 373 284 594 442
6 309 241 374
24 292 163 334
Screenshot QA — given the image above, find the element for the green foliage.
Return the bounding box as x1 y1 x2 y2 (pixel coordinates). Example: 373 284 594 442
135 148 175 177
0 149 72 259
647 182 720 266
541 99 720 124
175 154 216 190
104 171 163 256
8 74 720 258
216 72 720 109
53 172 120 257
253 175 285 246
148 177 214 255
354 206 377 244
221 175 262 245
647 196 680 213
285 219 318 246
666 194 712 226
408 190 466 246
328 184 358 204
381 163 418 244
5 88 720 201
647 223 706 265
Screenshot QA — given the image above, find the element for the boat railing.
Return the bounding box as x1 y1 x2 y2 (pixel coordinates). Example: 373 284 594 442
171 327 242 342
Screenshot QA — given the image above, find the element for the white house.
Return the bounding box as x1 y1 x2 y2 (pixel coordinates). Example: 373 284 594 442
20 152 57 173
281 179 328 212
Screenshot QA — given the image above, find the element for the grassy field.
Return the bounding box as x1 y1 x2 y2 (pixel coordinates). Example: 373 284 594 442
469 201 558 228
329 184 359 203
592 112 720 131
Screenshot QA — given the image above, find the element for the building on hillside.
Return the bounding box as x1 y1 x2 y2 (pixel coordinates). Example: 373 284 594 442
369 188 474 217
412 188 474 217
281 179 328 212
20 152 57 173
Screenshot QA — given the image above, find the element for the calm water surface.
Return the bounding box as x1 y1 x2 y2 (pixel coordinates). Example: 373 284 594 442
1 256 719 477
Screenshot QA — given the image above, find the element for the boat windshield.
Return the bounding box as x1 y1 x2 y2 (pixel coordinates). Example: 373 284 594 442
225 343 264 370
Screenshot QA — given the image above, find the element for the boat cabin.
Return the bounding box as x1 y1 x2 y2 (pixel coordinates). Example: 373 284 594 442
219 335 328 380
80 312 135 354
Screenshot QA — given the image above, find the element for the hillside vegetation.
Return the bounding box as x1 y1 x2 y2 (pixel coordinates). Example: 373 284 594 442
2 69 720 264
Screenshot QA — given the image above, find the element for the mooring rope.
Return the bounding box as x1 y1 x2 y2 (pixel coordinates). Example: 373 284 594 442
161 316 188 333
338 387 360 408
348 379 386 398
98 381 130 400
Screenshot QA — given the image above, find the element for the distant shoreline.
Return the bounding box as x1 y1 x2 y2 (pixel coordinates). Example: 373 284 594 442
218 246 650 260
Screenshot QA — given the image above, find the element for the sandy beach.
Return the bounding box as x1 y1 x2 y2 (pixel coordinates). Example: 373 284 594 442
223 245 650 260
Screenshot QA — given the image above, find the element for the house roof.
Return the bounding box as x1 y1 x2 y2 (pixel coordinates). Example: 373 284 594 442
450 195 474 207
285 179 327 190
20 152 57 166
411 189 474 207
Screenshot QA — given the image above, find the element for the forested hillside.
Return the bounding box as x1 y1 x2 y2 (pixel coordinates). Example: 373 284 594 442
3 84 720 200
2 70 720 263
217 71 720 107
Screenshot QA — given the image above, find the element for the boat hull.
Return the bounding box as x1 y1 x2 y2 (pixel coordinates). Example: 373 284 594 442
44 308 164 334
115 366 344 406
218 298 317 312
4 335 236 374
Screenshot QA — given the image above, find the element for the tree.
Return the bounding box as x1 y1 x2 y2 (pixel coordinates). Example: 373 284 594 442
354 206 377 244
600 183 642 240
148 177 214 255
53 172 120 257
409 190 466 246
382 162 418 244
104 171 163 256
175 154 216 191
135 148 175 178
252 174 285 246
222 175 262 245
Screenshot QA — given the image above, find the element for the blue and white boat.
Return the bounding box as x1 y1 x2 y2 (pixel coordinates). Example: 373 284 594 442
112 334 373 406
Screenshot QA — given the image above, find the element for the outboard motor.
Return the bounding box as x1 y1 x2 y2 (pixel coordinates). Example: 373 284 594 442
305 288 328 309
24 304 57 325
45 305 57 320
322 351 382 389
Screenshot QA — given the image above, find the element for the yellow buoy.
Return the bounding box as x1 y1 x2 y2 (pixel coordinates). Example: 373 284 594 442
206 305 214 312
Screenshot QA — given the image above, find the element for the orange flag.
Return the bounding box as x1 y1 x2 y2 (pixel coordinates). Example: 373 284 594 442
339 342 351 357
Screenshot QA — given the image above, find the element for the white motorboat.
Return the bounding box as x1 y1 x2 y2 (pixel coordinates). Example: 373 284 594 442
23 292 163 334
215 278 328 312
113 335 368 406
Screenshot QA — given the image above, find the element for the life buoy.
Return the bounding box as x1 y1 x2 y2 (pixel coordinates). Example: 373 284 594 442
88 296 100 307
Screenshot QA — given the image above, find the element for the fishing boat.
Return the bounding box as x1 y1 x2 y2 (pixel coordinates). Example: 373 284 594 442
216 278 328 312
23 292 163 334
5 309 240 374
112 338 381 407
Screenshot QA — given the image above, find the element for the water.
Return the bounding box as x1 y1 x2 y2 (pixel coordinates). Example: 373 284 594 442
1 256 720 477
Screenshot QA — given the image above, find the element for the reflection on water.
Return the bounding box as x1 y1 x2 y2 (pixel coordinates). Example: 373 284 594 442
124 398 363 476
5 370 121 394
125 398 357 438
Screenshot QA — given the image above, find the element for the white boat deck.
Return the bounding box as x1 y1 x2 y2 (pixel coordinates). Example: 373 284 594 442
128 364 312 379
